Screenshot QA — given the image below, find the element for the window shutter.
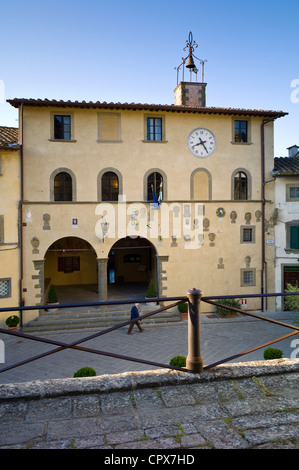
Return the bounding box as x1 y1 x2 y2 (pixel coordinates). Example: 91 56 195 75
290 226 299 249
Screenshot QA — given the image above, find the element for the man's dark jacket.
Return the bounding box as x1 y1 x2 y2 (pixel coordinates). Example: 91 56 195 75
130 305 139 320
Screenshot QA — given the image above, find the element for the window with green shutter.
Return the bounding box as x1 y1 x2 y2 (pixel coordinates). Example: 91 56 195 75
290 225 299 249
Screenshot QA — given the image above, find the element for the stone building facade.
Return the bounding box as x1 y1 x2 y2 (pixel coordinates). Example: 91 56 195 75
0 126 20 322
4 89 286 324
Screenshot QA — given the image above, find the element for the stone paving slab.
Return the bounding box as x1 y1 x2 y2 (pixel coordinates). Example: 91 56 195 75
0 359 298 450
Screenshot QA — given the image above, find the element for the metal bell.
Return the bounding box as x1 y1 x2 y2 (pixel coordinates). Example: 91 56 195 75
186 52 196 70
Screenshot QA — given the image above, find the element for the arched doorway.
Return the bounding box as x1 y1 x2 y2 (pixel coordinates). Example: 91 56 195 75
107 237 158 299
44 237 98 304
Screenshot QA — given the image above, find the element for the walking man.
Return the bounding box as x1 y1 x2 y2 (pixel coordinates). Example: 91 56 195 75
128 303 144 334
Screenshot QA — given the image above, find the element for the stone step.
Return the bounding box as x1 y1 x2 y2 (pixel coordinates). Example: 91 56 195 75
40 303 160 316
22 305 181 334
37 310 177 322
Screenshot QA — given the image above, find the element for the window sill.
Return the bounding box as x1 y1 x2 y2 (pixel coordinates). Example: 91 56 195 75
96 139 123 143
231 141 252 145
51 200 75 203
142 140 168 143
285 249 299 253
48 139 77 143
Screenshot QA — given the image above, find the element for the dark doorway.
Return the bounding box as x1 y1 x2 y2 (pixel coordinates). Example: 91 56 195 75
107 236 157 296
284 265 299 289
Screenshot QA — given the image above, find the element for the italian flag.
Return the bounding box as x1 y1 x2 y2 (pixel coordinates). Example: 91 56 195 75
158 182 163 205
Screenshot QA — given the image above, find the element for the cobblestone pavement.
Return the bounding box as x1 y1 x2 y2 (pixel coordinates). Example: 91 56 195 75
0 360 298 450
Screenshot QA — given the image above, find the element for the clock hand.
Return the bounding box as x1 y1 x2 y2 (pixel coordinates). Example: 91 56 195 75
192 139 206 147
193 138 208 153
201 141 208 153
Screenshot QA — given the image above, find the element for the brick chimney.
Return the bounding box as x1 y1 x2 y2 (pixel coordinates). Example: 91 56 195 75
174 81 207 107
287 145 299 158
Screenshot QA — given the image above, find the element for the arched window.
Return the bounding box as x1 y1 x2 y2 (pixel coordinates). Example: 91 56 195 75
234 171 248 200
147 172 163 202
102 171 119 201
54 172 73 201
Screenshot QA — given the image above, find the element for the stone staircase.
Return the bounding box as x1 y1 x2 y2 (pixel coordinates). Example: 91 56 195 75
21 303 182 334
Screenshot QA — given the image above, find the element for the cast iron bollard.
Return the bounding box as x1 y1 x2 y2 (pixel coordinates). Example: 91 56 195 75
186 288 203 373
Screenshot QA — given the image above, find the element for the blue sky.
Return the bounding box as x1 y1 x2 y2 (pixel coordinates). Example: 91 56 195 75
1 0 298 157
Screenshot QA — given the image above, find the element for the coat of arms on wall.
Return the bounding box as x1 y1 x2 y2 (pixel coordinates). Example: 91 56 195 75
216 207 225 218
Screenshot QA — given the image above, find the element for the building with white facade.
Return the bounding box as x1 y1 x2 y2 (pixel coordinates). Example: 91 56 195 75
273 145 299 309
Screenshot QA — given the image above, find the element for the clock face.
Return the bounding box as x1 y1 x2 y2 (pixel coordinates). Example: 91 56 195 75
187 128 216 158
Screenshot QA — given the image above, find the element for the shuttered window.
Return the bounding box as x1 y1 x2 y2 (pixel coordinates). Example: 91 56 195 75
58 257 80 273
290 226 299 250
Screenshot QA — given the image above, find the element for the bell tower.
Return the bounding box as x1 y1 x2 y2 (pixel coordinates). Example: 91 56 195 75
174 32 207 107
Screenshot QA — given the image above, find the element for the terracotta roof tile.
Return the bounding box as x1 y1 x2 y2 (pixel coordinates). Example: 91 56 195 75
6 98 288 118
0 126 19 150
273 156 299 176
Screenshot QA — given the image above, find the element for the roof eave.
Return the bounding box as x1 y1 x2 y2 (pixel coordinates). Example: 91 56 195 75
0 144 20 151
274 173 299 177
6 98 288 119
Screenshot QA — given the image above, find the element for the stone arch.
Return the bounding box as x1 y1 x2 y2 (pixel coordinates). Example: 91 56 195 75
44 236 98 302
106 236 166 299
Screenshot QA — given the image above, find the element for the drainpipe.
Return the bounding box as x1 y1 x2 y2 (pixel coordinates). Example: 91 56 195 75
19 102 24 326
261 119 274 312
